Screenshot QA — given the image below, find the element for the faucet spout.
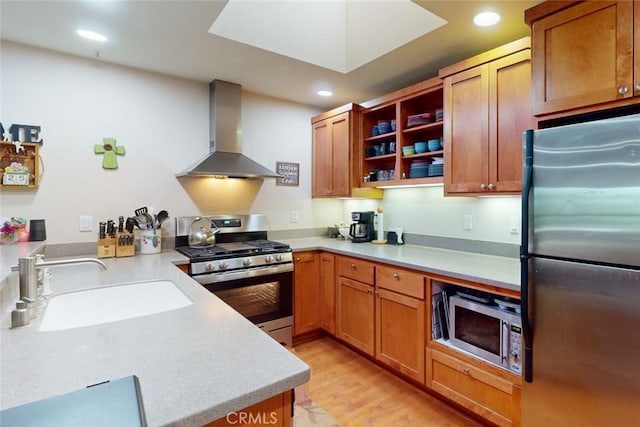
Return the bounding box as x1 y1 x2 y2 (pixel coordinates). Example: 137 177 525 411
10 256 108 316
37 257 107 271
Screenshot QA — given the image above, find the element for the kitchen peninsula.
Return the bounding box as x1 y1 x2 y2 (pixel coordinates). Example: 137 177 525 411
0 245 310 426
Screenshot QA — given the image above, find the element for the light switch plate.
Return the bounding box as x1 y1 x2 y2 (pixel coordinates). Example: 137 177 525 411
510 216 520 234
463 214 472 231
79 215 93 232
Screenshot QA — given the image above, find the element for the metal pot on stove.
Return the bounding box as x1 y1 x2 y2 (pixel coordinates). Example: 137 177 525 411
188 217 220 247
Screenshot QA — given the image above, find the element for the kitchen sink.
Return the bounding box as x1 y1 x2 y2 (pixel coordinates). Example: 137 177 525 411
38 280 193 332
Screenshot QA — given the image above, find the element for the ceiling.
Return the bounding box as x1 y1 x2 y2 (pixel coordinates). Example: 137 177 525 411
0 1 542 109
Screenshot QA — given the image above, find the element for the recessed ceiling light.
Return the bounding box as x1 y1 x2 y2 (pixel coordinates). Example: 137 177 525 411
317 90 333 97
76 29 108 42
473 12 500 27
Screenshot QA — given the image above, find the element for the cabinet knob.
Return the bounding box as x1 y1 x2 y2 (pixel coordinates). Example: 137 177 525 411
636 83 640 92
295 257 300 262
488 183 495 190
393 272 400 279
325 190 332 194
351 264 356 270
480 183 487 190
618 86 629 95
463 368 471 375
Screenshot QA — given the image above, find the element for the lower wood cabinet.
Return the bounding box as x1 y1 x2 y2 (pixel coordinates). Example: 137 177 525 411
206 391 293 427
427 345 521 427
336 276 375 356
318 252 336 334
293 251 320 335
375 265 426 384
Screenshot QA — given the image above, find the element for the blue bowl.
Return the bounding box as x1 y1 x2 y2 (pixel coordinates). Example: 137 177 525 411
414 142 428 153
427 139 442 151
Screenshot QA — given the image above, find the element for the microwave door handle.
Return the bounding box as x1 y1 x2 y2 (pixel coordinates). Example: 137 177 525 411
502 321 509 366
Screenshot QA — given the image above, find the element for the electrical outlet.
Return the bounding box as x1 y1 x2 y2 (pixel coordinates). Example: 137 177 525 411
79 215 93 232
290 210 299 223
510 216 520 234
463 214 473 231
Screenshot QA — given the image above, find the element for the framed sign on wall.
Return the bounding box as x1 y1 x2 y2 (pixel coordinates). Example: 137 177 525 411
276 161 299 187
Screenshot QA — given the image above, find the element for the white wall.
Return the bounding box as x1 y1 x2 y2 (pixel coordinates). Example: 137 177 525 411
344 187 522 244
1 41 521 247
0 41 339 243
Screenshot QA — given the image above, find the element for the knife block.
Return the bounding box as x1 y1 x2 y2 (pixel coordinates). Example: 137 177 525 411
116 232 135 258
97 237 116 258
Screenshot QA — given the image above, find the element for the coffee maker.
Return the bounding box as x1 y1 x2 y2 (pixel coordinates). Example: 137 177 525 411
349 211 376 243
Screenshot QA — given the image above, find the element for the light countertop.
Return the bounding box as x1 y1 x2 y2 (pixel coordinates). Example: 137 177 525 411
281 237 520 292
1 249 309 426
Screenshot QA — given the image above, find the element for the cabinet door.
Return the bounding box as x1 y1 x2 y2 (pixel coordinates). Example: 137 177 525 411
312 112 350 197
319 252 336 334
336 276 375 356
530 1 634 115
293 252 320 335
312 120 333 197
376 288 425 383
331 112 351 196
444 65 490 194
427 347 520 427
489 49 531 193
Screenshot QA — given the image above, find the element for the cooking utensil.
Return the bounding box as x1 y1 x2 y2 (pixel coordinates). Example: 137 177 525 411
155 210 169 229
188 217 219 247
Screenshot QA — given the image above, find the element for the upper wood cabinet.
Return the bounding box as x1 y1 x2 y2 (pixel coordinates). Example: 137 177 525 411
293 251 320 336
439 37 532 196
311 104 382 199
358 77 445 187
526 1 640 117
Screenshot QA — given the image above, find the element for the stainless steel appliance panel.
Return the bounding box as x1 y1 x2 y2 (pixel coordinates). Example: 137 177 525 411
530 114 640 266
522 257 640 426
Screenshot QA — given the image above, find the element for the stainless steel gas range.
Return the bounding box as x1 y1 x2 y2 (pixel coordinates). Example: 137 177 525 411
175 214 293 346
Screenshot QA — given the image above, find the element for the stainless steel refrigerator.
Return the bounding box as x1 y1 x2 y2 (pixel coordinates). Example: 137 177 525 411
521 113 640 426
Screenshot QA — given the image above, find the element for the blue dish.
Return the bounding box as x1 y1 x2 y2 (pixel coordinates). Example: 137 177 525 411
427 139 442 151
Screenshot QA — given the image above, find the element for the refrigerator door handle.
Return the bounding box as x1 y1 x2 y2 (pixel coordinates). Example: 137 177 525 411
521 129 534 382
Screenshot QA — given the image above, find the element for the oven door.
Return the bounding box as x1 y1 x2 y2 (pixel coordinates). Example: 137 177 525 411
198 266 293 325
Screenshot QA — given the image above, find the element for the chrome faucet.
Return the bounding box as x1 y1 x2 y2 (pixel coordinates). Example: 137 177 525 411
9 255 107 327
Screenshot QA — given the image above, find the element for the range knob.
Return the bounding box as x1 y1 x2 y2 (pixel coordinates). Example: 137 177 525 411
264 255 274 263
275 254 284 262
243 258 253 267
218 261 229 270
205 263 215 272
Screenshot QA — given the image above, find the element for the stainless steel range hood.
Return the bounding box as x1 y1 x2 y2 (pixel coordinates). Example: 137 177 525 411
176 80 280 179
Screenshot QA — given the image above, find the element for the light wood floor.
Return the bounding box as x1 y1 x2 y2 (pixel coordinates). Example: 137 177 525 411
293 337 483 427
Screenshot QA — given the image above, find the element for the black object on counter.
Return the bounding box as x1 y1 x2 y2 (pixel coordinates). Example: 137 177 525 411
28 219 46 241
387 231 403 245
0 375 147 427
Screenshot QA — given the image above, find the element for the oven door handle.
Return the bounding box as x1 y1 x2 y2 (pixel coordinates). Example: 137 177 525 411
193 263 293 284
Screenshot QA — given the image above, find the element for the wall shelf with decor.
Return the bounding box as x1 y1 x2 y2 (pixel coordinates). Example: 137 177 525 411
0 141 41 190
359 76 444 187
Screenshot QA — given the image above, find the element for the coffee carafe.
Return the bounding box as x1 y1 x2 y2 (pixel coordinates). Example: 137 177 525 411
349 211 376 243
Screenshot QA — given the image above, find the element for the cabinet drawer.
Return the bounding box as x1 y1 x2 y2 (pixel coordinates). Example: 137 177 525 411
337 256 375 284
428 348 518 427
376 266 425 299
294 251 317 263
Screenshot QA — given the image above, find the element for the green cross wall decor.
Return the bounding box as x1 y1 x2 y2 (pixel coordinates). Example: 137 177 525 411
94 137 126 169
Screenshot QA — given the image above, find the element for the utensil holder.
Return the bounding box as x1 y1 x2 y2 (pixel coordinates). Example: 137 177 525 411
139 229 161 255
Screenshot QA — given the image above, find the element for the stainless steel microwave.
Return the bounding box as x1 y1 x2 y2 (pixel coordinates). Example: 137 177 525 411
449 295 522 374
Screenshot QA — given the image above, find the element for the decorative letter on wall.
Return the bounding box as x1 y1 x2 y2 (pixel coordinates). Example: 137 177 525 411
94 137 126 169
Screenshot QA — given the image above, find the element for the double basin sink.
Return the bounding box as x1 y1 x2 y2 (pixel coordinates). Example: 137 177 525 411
39 280 193 332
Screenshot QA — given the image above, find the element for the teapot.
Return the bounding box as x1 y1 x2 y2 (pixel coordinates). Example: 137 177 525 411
188 217 220 247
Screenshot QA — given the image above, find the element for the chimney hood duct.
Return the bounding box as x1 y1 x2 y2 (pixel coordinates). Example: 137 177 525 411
176 80 280 179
